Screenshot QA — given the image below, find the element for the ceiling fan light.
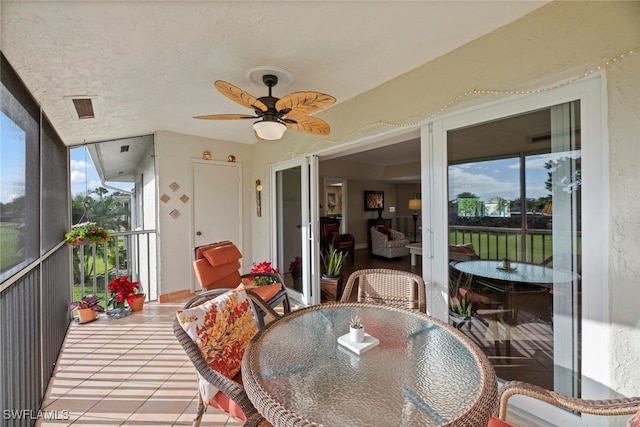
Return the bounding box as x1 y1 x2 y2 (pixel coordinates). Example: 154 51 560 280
253 120 287 140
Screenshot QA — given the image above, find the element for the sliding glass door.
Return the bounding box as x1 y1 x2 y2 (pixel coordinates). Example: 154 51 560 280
426 76 607 424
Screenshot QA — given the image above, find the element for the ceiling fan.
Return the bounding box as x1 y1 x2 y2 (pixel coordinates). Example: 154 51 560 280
194 74 336 140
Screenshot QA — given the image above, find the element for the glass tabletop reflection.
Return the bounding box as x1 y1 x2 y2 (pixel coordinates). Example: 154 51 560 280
242 303 497 427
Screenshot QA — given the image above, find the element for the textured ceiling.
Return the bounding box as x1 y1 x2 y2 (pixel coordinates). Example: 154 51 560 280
1 1 549 146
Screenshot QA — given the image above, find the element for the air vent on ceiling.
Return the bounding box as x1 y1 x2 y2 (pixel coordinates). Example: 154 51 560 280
64 95 100 120
120 145 129 153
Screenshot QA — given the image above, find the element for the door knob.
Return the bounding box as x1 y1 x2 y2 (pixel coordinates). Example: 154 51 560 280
196 231 202 236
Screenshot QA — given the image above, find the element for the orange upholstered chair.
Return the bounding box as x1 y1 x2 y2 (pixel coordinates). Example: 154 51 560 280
193 241 290 328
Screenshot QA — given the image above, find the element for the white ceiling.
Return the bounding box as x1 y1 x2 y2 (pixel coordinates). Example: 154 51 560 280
1 1 549 147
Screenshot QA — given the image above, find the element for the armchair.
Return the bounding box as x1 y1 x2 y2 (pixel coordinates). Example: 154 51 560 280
174 287 279 426
193 241 290 328
320 217 355 259
370 225 410 258
487 380 640 426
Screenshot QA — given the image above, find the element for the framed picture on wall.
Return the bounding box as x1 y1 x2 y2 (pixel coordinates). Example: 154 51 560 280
364 191 384 211
327 192 336 207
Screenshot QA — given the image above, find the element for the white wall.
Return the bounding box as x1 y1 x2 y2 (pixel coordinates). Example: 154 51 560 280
244 1 639 398
607 50 640 397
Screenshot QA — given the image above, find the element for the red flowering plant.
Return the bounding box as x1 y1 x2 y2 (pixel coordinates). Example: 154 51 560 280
289 256 302 279
247 261 280 286
65 222 110 246
108 275 141 309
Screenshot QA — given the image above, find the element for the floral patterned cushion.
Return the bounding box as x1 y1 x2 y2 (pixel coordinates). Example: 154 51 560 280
176 288 258 406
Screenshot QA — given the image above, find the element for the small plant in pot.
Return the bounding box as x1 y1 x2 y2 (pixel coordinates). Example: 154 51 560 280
320 244 346 278
320 244 347 301
349 314 364 343
69 295 105 323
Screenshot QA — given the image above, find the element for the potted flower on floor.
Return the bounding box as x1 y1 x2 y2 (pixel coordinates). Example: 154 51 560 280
69 295 105 323
320 244 347 302
108 275 145 317
289 256 303 292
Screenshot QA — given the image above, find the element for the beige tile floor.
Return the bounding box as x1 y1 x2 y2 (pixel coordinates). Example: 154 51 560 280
38 297 537 427
37 301 243 426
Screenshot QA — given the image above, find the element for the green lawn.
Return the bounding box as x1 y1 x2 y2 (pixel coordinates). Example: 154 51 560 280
449 230 580 264
0 223 22 271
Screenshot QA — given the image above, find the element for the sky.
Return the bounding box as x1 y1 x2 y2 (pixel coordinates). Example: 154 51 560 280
70 147 130 197
1 110 129 204
448 151 580 202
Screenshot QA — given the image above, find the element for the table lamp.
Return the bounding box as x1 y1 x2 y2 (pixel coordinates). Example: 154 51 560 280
408 198 422 243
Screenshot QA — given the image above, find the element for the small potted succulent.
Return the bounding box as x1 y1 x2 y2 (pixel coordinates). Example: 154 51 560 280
349 314 364 343
68 295 105 323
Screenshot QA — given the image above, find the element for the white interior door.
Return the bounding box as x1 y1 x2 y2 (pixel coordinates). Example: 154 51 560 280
193 159 242 259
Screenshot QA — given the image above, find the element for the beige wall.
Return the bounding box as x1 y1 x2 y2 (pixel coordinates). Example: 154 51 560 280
153 1 639 397
607 50 640 396
154 130 252 299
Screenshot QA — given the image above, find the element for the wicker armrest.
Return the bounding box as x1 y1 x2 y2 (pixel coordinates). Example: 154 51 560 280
172 317 261 419
499 380 640 420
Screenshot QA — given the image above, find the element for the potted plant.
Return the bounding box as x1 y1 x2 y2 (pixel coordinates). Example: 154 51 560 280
320 244 347 302
449 295 473 329
349 315 364 343
108 275 144 315
68 294 105 323
65 221 110 246
288 256 302 291
247 261 280 286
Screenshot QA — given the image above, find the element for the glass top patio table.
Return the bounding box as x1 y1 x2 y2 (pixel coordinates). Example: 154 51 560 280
453 260 577 285
242 302 498 427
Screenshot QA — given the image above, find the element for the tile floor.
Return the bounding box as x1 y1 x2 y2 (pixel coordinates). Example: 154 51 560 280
37 301 242 426
37 296 536 427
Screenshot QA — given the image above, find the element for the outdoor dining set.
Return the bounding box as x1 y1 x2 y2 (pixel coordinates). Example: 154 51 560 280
174 241 640 427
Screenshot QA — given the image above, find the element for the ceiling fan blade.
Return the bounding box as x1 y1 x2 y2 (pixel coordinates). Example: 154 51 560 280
214 80 268 112
193 113 257 120
284 114 331 135
276 91 336 116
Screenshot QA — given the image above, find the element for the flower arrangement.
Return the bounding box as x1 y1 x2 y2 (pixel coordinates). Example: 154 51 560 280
65 222 110 246
108 275 141 309
288 256 302 279
248 261 280 286
68 295 105 313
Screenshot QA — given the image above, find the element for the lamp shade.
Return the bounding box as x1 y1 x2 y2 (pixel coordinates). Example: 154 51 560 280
408 198 422 211
253 120 287 140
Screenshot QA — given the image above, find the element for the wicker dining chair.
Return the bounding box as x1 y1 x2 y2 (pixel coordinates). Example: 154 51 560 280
339 268 426 313
173 288 278 427
487 380 640 426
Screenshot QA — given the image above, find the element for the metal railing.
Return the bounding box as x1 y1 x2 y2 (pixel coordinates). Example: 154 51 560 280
449 225 580 264
72 229 158 303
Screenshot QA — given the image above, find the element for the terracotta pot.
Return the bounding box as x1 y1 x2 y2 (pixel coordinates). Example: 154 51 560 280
77 308 96 323
129 294 146 312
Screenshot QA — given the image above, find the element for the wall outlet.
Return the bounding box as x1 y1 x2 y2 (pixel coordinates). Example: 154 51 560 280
389 206 395 213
